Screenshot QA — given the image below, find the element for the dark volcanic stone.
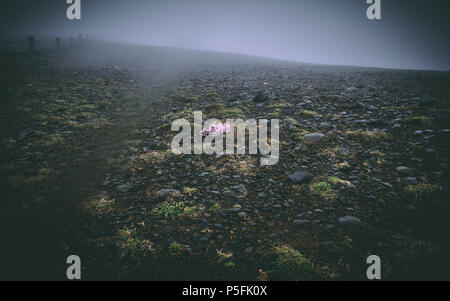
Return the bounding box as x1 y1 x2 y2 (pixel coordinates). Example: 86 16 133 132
253 91 270 102
289 171 313 184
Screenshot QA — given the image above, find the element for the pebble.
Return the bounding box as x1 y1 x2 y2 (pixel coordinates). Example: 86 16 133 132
237 211 247 218
293 219 309 225
337 215 362 226
396 166 412 174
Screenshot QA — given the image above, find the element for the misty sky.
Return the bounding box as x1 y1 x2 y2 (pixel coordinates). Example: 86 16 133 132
1 0 449 70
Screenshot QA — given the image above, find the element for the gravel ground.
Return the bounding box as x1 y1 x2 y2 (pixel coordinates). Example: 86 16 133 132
1 42 449 280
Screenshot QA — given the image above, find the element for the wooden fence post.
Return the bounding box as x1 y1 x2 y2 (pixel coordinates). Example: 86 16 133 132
28 36 34 52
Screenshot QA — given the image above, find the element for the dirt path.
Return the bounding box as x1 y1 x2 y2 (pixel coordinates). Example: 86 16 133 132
0 48 171 279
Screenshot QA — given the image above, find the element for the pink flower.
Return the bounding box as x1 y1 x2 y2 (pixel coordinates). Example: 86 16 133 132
201 122 230 136
217 123 230 134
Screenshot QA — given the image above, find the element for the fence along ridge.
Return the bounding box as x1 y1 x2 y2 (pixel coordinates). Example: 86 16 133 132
0 35 96 51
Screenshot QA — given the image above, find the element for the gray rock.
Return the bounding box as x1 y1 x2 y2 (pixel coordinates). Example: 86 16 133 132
253 91 270 102
319 122 331 128
405 177 419 185
302 133 325 144
227 184 247 198
116 184 132 193
237 211 248 219
289 171 313 184
381 182 393 188
293 219 309 225
325 224 335 230
156 189 181 199
338 215 362 226
396 166 412 174
223 190 233 197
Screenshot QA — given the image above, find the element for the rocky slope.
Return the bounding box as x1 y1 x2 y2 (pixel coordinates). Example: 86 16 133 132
1 42 449 280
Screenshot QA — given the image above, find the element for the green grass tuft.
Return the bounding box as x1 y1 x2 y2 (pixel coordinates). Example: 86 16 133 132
345 130 387 142
274 246 321 280
151 201 185 218
117 229 151 258
181 205 198 217
204 103 224 114
222 108 245 118
327 176 340 184
404 116 430 128
405 183 442 198
208 203 220 214
310 182 337 200
224 261 236 269
169 241 183 254
298 110 319 118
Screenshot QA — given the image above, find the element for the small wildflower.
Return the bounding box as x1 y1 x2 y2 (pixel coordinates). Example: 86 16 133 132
201 122 230 136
